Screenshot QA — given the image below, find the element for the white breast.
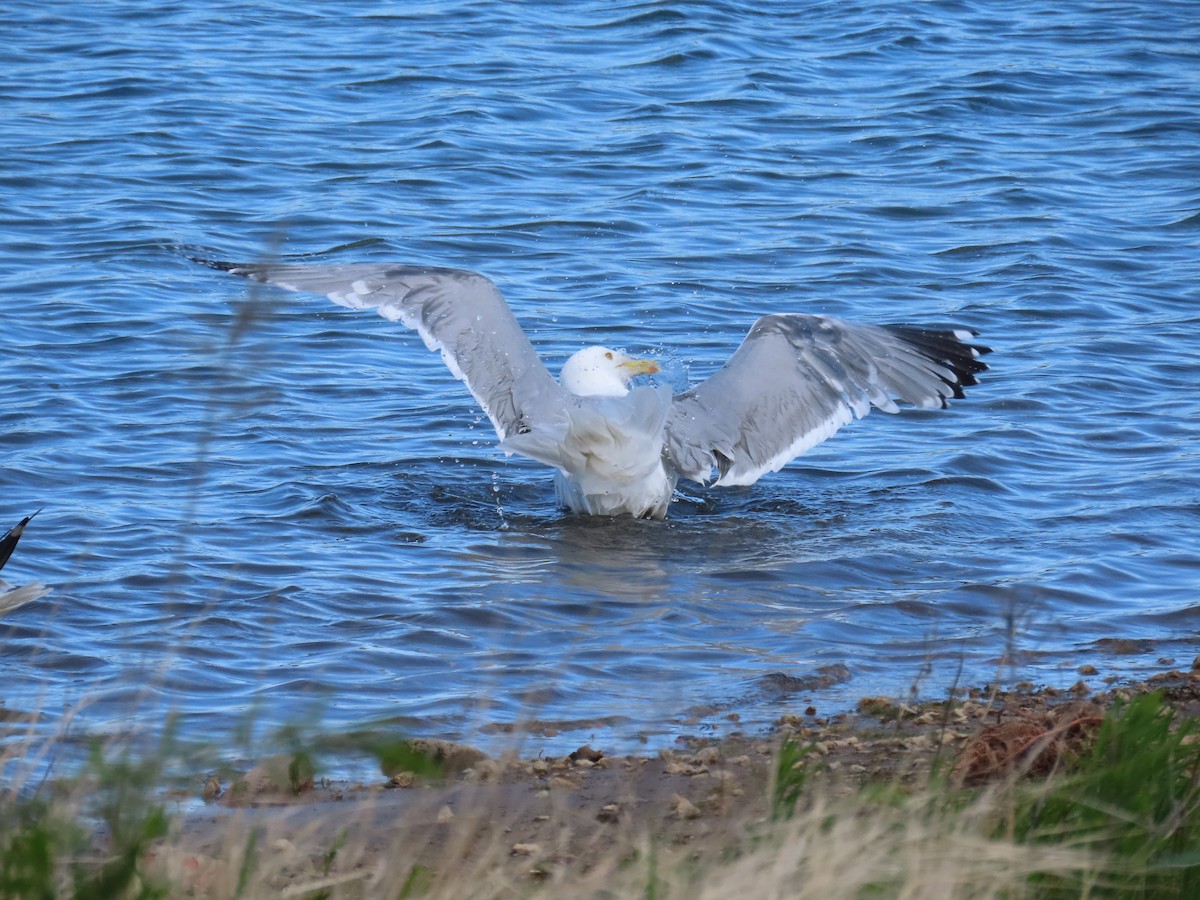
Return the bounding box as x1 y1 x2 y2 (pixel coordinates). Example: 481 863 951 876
551 385 677 519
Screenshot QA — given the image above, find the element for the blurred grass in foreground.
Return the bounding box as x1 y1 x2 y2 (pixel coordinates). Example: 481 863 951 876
1 691 1198 898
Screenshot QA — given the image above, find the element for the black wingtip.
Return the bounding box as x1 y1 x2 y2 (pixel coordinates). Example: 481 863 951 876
883 324 991 399
0 509 41 573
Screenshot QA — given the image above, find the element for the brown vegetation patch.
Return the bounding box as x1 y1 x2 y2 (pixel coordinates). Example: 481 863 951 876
952 702 1104 784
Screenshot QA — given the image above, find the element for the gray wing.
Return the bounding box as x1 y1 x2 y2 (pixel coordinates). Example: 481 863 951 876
204 261 566 442
665 314 990 487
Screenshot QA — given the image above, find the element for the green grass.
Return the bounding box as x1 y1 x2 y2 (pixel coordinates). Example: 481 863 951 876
1000 692 1200 898
769 735 817 820
4 691 1200 897
766 691 1200 898
1 737 170 899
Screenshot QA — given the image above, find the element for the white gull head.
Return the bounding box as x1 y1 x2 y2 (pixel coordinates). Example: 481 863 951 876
559 346 660 397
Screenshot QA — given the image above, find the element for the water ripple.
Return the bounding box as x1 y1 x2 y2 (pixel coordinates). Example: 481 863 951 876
1 0 1198 759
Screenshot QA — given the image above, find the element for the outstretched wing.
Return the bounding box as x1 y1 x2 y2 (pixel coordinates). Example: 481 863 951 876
203 261 567 442
665 314 989 486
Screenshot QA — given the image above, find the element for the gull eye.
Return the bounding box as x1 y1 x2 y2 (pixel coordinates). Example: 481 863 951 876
605 351 613 360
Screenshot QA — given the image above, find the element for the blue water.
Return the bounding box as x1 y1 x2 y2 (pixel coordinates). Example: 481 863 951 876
2 1 1199 761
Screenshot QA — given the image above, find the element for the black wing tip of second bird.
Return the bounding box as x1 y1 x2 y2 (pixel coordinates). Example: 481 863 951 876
0 508 41 574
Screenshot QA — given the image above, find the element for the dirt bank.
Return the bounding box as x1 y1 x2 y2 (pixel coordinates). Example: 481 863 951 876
148 664 1200 896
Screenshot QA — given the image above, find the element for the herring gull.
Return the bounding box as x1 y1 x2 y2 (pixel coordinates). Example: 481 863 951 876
200 259 989 519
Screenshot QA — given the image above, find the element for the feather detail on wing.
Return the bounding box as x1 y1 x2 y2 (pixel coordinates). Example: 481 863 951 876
201 261 567 442
665 314 990 487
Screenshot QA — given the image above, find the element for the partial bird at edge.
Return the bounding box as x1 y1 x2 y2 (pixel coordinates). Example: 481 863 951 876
0 510 50 615
0 509 40 574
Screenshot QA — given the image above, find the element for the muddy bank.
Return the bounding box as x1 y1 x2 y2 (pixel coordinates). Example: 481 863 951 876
150 664 1200 895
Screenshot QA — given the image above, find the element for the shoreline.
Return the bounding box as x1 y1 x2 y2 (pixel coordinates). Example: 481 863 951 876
135 662 1200 896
